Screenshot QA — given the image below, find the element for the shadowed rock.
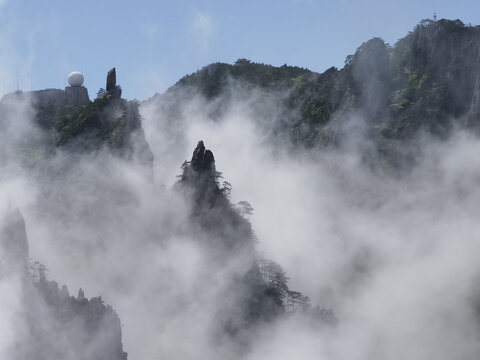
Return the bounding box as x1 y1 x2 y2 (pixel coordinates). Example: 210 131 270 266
106 67 117 91
100 67 122 99
191 140 215 172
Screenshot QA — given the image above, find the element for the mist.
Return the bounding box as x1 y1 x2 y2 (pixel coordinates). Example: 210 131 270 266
0 58 480 360
140 84 480 359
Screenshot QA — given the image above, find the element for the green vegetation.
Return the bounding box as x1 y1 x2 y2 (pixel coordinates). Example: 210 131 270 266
54 97 114 146
174 59 313 99
159 19 480 158
26 95 152 166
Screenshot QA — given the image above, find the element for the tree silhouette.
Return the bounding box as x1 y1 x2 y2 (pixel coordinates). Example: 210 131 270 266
258 258 289 301
238 200 254 217
286 290 311 313
96 88 105 98
221 181 232 199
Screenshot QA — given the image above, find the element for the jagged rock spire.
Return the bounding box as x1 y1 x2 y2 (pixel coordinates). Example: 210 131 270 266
100 67 122 99
178 141 217 204
106 67 116 91
191 140 215 172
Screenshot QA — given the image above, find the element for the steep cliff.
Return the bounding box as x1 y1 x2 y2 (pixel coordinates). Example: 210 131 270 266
0 209 128 360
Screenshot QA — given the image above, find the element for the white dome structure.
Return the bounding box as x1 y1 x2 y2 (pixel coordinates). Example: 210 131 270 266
67 71 84 87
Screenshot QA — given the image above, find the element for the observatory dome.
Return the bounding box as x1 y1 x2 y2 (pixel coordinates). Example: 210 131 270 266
67 71 84 87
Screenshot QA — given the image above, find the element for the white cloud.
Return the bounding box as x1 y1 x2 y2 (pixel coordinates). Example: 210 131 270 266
141 21 161 45
190 10 214 52
140 83 480 359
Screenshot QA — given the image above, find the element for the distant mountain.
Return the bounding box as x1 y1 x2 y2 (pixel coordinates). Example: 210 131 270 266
148 19 480 165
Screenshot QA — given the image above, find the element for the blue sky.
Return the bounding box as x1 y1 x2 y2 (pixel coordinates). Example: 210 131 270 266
0 0 479 100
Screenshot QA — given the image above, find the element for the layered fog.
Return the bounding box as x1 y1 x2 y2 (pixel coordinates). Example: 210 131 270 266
2 49 480 360
141 89 480 359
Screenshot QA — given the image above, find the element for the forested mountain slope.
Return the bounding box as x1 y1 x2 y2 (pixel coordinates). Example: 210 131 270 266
148 19 480 163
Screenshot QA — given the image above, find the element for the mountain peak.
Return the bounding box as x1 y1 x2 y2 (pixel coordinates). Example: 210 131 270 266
191 140 215 172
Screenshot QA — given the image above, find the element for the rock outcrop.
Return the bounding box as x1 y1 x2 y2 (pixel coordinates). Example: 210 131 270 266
106 68 117 91
179 140 218 206
100 67 122 100
191 140 215 172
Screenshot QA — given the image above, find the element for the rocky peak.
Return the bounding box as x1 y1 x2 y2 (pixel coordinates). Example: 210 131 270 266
100 67 122 99
177 141 219 207
106 68 117 91
191 140 215 172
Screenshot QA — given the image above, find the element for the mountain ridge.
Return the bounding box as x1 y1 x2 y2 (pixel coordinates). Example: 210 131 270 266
147 18 480 163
